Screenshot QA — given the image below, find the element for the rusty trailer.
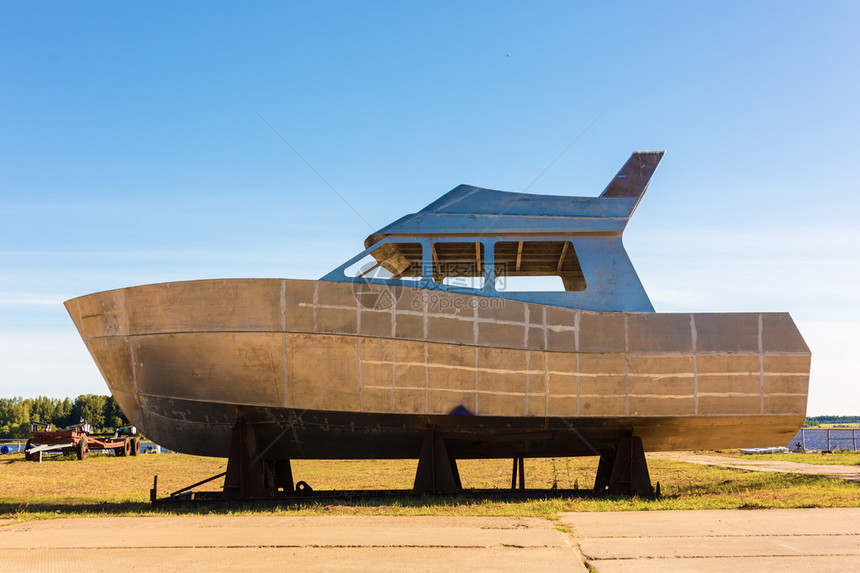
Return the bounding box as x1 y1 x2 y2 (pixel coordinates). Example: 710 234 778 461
24 422 140 462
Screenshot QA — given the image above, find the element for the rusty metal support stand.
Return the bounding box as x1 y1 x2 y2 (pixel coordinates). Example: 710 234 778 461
592 435 654 496
510 457 525 490
450 453 462 491
593 451 614 491
223 420 297 499
413 433 461 494
266 459 295 493
223 418 267 499
163 420 296 503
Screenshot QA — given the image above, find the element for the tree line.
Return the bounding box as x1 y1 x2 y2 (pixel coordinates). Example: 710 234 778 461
0 395 129 438
2 398 855 437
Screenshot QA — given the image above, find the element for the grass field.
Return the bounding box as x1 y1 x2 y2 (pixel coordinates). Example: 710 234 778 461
1 450 858 524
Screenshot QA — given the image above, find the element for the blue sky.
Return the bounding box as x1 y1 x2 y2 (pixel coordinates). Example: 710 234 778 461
1 2 858 414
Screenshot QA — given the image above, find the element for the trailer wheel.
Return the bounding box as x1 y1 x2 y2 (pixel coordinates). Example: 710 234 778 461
116 437 131 457
24 440 33 462
76 438 88 460
130 437 140 456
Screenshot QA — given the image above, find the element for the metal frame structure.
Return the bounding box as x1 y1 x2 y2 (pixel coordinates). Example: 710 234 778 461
151 418 657 506
321 151 664 312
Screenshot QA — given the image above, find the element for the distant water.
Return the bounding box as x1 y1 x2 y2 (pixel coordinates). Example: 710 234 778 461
0 440 172 455
789 429 859 451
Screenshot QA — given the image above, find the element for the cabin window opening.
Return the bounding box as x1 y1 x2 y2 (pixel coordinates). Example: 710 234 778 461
432 242 485 289
493 240 586 292
344 242 423 282
495 275 565 292
442 275 485 289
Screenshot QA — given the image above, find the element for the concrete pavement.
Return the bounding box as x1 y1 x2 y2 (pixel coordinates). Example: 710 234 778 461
562 508 860 572
0 515 587 572
5 508 860 571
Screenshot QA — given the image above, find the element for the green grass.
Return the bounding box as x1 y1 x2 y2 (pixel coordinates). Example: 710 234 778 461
1 450 858 524
707 449 860 466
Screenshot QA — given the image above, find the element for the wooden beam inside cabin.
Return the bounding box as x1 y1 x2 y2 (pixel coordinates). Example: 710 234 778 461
515 241 523 272
557 242 569 273
358 261 383 278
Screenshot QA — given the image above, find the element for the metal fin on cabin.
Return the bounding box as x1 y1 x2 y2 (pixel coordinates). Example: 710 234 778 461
600 150 665 217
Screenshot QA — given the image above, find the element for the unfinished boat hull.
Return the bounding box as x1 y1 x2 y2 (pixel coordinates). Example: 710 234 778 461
65 278 810 458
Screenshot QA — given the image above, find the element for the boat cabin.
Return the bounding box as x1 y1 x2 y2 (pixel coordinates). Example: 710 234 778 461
321 151 664 313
